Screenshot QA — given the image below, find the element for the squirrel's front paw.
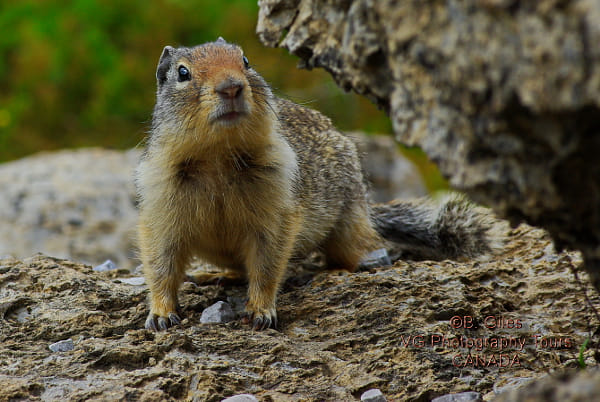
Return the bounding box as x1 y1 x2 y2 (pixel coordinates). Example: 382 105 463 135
242 308 278 330
145 311 181 331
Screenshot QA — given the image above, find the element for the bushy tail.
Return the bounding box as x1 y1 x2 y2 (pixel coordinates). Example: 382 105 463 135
370 193 507 261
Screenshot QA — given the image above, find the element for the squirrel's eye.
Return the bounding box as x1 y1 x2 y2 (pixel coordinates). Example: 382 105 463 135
177 65 191 82
242 56 249 69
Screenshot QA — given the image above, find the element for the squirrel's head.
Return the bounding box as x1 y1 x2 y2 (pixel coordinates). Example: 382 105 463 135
152 38 274 148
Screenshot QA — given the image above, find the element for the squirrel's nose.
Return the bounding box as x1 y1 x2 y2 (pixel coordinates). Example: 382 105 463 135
216 79 243 100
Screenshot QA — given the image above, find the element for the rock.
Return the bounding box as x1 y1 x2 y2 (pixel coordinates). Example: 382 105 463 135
0 148 141 270
492 377 534 395
118 277 145 286
1 228 598 400
93 259 118 272
200 301 236 324
492 369 600 402
359 248 392 270
49 339 74 353
361 388 386 402
349 132 427 202
221 395 258 402
257 0 600 292
432 391 482 402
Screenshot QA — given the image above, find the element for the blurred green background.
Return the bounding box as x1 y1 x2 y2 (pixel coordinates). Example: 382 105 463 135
0 0 446 191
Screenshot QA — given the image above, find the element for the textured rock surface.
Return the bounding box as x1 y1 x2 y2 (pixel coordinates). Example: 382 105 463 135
257 0 600 290
0 148 140 269
0 139 423 269
493 368 600 402
1 226 598 400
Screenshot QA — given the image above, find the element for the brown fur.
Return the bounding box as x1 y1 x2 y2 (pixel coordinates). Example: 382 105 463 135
137 39 505 331
137 39 380 330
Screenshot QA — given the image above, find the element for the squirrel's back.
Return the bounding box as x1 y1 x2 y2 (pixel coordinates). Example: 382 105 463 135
274 98 376 255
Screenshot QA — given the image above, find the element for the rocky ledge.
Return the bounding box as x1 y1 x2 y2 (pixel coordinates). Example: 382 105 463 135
1 225 598 401
257 0 600 291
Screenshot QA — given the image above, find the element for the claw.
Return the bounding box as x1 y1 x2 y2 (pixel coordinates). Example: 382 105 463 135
253 314 278 330
169 312 181 325
144 311 182 332
252 316 268 330
243 310 278 331
158 316 169 331
145 314 158 331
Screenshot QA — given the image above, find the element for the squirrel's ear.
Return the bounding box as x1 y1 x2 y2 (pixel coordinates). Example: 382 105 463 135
216 37 227 45
156 46 174 86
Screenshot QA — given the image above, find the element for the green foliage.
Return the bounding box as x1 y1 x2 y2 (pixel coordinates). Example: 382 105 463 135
1 1 447 191
578 337 590 369
400 145 449 192
0 0 392 162
1 0 254 158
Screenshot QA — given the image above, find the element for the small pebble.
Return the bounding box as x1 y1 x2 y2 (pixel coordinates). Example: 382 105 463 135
133 264 144 275
361 388 386 402
93 259 118 272
201 301 235 324
119 277 146 286
221 394 258 402
431 391 482 402
360 248 392 269
493 377 533 394
49 338 74 353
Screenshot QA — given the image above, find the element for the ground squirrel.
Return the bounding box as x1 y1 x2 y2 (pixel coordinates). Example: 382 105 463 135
136 38 506 331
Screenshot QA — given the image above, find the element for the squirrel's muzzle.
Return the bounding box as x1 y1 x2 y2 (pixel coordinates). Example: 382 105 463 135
210 76 249 124
216 78 244 100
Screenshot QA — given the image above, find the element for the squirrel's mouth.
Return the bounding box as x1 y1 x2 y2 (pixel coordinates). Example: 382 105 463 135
218 111 244 122
210 104 248 125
